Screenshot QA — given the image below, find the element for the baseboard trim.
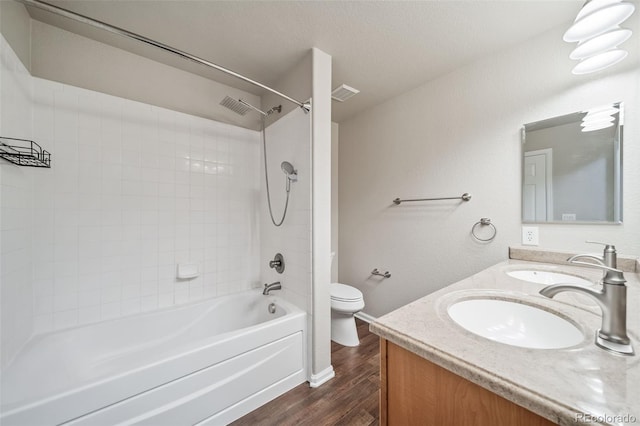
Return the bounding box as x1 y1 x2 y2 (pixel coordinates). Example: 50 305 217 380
308 365 335 388
355 311 377 323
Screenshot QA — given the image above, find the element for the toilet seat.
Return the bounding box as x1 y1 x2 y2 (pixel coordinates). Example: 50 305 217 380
330 283 363 302
330 283 364 313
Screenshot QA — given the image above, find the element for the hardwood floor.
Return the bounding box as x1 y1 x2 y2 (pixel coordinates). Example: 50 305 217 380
231 319 380 426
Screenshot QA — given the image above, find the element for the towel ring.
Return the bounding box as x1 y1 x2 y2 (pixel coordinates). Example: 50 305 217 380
472 218 497 242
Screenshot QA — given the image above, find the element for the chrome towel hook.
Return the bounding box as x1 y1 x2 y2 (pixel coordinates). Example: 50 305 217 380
471 218 497 242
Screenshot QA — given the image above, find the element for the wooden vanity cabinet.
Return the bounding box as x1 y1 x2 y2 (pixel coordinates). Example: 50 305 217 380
379 339 556 426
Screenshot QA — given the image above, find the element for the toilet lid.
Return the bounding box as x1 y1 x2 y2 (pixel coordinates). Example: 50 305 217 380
330 283 363 302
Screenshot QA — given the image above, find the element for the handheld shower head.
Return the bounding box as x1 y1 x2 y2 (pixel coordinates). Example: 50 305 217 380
281 161 298 191
281 161 296 178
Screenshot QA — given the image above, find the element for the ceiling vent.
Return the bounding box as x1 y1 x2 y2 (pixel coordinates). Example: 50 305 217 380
331 84 360 102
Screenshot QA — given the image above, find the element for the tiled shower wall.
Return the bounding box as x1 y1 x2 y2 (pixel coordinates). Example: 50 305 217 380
260 108 312 312
29 80 262 333
1 36 264 360
1 36 34 367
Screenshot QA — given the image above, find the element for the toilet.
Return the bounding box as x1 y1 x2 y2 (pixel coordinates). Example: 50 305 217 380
330 283 365 347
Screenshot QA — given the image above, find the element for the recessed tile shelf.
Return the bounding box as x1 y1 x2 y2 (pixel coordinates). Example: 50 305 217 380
0 136 51 168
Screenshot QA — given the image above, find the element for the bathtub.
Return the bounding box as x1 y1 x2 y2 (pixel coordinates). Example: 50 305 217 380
0 290 307 425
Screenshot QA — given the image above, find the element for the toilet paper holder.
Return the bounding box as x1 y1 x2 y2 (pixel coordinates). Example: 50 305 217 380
371 268 391 278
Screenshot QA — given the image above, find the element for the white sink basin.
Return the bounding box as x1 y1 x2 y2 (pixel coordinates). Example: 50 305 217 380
448 299 584 349
506 270 592 286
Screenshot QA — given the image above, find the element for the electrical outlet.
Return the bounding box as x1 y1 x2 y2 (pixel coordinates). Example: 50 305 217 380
522 226 539 246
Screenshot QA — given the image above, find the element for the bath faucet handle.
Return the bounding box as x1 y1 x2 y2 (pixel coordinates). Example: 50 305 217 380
269 253 285 274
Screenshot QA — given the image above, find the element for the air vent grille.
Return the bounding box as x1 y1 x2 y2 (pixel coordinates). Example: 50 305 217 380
331 84 359 102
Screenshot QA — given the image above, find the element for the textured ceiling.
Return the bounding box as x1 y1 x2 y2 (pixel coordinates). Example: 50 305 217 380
26 1 588 122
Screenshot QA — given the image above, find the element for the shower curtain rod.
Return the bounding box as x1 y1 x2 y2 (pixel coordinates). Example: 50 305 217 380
17 0 311 113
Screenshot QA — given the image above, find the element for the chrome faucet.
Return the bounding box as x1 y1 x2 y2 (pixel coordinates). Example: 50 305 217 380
539 242 634 355
263 281 282 295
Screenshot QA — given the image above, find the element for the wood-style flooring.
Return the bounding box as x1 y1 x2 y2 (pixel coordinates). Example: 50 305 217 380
231 319 380 426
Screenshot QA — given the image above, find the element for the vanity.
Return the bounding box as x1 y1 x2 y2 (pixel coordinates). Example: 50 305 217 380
370 248 639 425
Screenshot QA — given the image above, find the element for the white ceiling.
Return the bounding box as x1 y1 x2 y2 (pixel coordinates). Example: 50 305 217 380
26 1 586 123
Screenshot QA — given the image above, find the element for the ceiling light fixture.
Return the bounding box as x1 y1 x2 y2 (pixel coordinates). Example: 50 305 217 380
564 0 635 74
569 28 632 59
572 49 628 74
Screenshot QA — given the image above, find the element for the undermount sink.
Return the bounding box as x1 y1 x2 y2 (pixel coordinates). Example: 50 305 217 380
448 298 584 349
506 270 592 286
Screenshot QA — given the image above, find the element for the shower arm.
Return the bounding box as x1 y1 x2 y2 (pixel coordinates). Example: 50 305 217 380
17 0 311 113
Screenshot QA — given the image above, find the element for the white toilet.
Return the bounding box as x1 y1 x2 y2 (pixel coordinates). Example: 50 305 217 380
330 283 365 347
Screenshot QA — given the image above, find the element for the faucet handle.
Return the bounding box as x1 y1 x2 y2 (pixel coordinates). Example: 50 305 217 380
569 260 622 274
585 241 618 268
570 260 626 285
586 241 616 250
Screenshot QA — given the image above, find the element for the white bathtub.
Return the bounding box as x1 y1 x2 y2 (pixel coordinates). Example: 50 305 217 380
0 290 307 425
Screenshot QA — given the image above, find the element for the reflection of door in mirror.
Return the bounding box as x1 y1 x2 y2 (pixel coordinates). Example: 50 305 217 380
523 149 553 222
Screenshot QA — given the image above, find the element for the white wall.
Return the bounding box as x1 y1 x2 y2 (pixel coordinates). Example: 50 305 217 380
0 36 34 367
331 122 339 283
339 26 640 318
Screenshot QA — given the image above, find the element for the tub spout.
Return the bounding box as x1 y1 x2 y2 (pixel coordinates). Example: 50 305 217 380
263 281 282 295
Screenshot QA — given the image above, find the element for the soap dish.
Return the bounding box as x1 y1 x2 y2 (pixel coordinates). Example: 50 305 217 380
177 263 199 279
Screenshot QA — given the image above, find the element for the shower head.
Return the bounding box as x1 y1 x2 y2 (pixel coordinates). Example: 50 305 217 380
281 161 298 192
220 96 281 117
220 96 252 116
281 161 297 179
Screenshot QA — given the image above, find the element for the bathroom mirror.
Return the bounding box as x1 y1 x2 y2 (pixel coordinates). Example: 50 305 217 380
521 102 623 224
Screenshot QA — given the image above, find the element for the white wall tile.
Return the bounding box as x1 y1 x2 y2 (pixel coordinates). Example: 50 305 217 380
78 306 101 324
53 310 78 330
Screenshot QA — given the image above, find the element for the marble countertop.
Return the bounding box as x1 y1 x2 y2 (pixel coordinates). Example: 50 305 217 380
370 259 640 426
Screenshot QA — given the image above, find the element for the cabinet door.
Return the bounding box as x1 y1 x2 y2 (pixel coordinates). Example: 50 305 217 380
381 340 554 426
